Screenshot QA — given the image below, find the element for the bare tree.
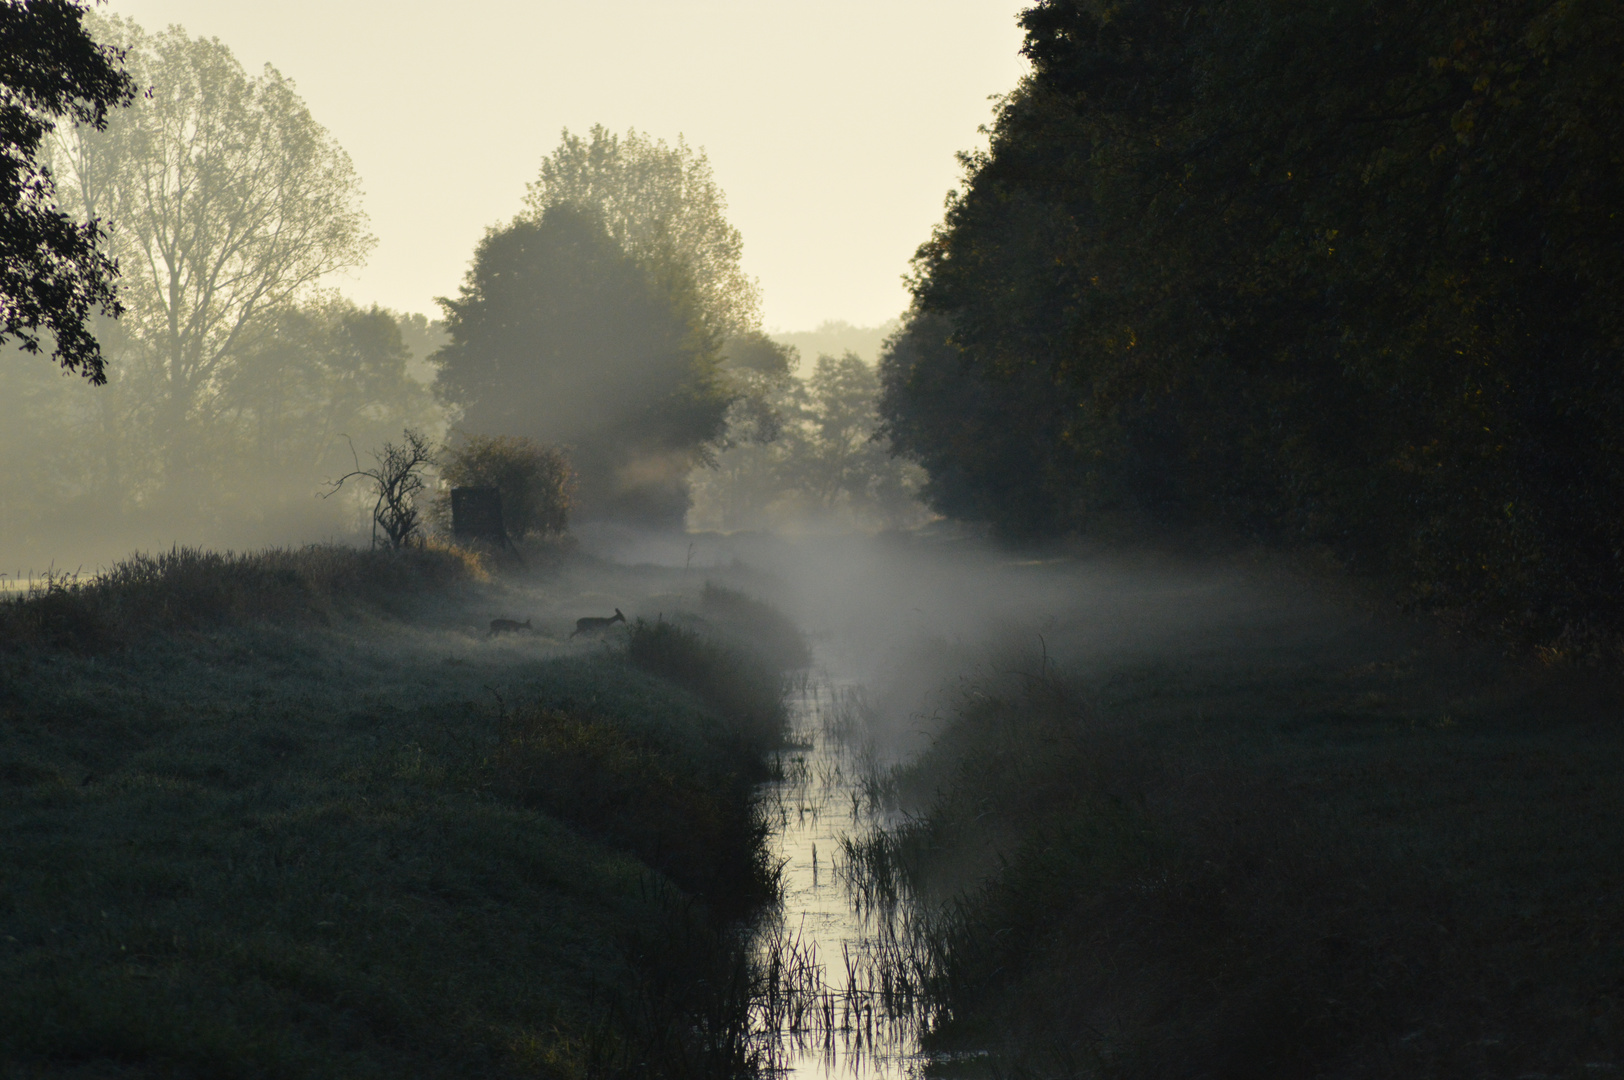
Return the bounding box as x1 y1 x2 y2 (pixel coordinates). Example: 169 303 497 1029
327 429 436 550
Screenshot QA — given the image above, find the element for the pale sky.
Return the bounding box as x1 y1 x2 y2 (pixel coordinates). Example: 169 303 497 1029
104 0 1031 332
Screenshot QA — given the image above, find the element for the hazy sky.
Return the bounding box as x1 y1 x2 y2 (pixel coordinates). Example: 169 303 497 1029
105 1 1031 332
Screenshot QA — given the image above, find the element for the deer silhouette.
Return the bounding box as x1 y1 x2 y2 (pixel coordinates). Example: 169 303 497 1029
571 608 626 638
489 617 531 636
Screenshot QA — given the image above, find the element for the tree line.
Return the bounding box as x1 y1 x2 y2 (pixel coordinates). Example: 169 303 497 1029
0 6 923 558
879 0 1624 646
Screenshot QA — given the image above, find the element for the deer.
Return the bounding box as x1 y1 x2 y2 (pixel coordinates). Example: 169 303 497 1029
489 617 532 636
571 608 626 638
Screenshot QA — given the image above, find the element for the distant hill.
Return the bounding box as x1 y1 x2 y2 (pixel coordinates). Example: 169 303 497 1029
770 318 901 374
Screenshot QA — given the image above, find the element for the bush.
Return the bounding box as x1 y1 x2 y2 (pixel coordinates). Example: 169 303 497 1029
436 434 574 539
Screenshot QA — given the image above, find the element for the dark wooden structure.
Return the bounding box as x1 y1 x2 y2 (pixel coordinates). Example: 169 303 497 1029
450 487 510 547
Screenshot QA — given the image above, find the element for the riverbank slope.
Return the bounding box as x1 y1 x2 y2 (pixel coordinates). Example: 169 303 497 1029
0 545 800 1078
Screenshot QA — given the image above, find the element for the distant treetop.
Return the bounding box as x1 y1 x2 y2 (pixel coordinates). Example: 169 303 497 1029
522 125 762 338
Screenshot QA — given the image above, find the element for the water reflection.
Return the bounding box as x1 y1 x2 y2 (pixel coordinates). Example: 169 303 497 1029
752 677 924 1078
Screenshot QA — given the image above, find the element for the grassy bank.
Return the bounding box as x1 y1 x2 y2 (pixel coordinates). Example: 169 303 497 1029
858 633 1624 1078
0 544 487 651
0 546 796 1078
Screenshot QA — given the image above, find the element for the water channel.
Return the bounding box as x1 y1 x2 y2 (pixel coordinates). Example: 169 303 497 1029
751 672 925 1078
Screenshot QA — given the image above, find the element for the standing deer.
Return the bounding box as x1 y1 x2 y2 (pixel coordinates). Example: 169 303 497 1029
571 608 626 638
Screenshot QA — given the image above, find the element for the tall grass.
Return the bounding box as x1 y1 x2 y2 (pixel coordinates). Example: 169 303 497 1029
491 703 776 912
858 643 1624 1077
0 542 486 651
0 546 807 1078
700 582 811 671
625 617 790 755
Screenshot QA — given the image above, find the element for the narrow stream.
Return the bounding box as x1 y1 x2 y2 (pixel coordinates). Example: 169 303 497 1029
751 673 923 1078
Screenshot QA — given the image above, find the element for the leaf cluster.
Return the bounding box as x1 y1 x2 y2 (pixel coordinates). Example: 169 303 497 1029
0 0 135 380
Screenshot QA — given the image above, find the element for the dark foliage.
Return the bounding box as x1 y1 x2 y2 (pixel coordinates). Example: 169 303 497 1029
700 581 811 671
437 434 575 539
492 704 773 912
868 651 1624 1077
432 206 732 527
879 0 1624 643
0 0 134 381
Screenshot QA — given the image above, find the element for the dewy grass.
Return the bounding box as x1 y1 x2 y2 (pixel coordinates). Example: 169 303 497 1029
0 543 487 651
0 546 800 1078
864 639 1624 1078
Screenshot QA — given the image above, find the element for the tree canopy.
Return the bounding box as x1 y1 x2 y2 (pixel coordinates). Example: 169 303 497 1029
0 0 134 381
522 125 761 337
52 14 373 491
433 205 731 526
880 0 1624 644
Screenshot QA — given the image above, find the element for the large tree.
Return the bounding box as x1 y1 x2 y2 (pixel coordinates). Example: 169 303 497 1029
522 125 761 337
433 205 731 526
51 14 372 487
0 0 134 381
882 0 1624 641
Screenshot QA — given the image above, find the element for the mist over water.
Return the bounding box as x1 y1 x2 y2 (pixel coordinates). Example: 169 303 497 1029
571 523 1371 1076
580 523 1360 753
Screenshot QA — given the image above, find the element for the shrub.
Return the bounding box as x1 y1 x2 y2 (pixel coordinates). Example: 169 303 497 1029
326 428 437 549
436 434 575 539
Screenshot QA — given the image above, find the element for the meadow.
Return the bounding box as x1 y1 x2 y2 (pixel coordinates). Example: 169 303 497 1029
0 544 803 1079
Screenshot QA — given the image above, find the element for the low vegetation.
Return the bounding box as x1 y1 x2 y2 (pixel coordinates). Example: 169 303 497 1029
857 635 1624 1077
0 545 798 1077
625 615 791 755
0 543 486 652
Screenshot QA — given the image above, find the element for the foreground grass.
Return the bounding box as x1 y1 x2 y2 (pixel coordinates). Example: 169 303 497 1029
859 630 1624 1078
0 547 793 1078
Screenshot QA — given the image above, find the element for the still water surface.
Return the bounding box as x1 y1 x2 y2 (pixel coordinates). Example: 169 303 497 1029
752 675 923 1078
